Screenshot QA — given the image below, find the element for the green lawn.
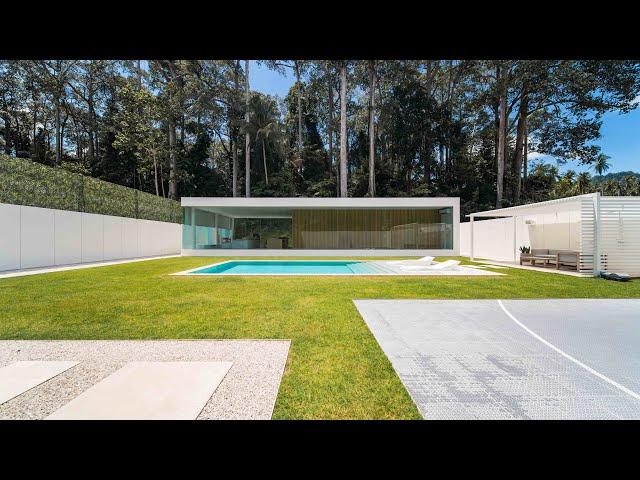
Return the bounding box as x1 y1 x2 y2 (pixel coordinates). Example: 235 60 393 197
1 256 639 419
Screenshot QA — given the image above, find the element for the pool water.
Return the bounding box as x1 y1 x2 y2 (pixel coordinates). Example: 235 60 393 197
188 260 389 275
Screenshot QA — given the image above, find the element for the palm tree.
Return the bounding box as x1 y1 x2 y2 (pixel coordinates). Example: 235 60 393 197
621 174 640 196
576 172 592 194
593 153 611 176
246 94 281 186
593 154 611 195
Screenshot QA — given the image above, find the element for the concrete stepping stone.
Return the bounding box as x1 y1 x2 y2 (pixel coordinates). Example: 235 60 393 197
0 361 78 404
47 361 232 420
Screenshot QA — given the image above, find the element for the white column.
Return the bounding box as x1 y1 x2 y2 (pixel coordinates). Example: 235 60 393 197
469 215 474 261
594 192 601 276
190 207 196 249
513 216 517 262
214 213 219 246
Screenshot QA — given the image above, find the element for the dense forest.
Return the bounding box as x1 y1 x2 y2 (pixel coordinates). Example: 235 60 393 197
1 60 639 217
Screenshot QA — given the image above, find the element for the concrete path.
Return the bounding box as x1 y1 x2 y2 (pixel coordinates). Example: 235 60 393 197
0 340 290 420
0 361 77 404
355 299 640 420
0 254 180 279
48 361 232 420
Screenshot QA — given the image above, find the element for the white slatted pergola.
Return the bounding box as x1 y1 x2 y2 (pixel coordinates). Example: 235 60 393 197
467 193 640 277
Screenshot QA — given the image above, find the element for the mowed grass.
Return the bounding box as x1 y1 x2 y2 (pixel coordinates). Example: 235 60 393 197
1 256 639 419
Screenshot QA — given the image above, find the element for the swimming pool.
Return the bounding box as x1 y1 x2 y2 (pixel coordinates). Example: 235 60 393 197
182 260 392 275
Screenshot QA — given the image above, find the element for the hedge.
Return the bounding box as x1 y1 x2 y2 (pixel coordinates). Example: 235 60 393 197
0 155 182 223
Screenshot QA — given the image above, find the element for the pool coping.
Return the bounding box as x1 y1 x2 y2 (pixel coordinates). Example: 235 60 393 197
170 260 504 277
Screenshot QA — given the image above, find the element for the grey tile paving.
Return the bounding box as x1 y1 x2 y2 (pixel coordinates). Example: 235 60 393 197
354 299 640 420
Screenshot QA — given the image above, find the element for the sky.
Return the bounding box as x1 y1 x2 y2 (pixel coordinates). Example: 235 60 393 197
250 61 639 175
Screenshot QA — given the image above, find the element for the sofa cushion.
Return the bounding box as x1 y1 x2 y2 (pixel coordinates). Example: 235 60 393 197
531 249 549 256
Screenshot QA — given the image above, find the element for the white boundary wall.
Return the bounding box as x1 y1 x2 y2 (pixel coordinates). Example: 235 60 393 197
0 202 181 272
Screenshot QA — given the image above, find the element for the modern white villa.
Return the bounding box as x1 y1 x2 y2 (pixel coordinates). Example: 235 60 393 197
460 193 640 277
181 197 459 257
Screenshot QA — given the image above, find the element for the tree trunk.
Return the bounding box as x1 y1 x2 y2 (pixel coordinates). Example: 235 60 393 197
160 162 166 198
339 62 348 198
423 135 430 186
262 139 269 186
296 62 303 174
168 119 177 199
2 116 11 155
244 60 251 198
523 122 528 183
513 85 528 203
496 66 507 208
367 60 376 197
327 64 335 195
153 151 159 196
232 61 240 197
54 95 61 165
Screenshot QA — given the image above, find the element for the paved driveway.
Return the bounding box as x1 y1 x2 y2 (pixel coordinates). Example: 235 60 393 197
354 299 640 419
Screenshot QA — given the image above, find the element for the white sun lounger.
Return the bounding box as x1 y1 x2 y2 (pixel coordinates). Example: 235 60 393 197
387 256 434 266
399 260 460 271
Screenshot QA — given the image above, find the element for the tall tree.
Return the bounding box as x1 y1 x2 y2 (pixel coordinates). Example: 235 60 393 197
368 60 376 197
244 60 251 197
339 61 348 197
496 63 507 207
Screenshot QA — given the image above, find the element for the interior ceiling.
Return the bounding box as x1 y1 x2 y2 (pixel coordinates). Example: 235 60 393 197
196 206 294 218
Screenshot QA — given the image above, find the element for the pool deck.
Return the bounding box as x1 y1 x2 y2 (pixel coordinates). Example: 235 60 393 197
171 260 503 276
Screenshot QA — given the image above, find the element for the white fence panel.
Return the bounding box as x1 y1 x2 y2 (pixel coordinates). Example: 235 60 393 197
122 217 139 258
54 210 82 266
460 217 518 261
81 213 104 263
0 203 21 271
21 205 55 269
103 215 124 261
0 202 180 272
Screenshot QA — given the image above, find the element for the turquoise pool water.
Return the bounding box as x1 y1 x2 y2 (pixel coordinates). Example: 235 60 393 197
187 260 388 275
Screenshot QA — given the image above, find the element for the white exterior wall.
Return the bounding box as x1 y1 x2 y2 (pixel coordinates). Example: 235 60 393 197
599 197 640 277
0 202 181 272
460 211 581 262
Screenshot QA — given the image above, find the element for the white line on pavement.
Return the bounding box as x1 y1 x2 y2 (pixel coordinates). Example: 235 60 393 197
497 299 640 402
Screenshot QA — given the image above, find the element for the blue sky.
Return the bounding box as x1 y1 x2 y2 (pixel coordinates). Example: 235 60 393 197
250 61 639 175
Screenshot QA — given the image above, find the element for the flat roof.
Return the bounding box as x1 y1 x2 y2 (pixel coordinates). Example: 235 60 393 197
467 194 596 218
181 197 458 208
181 197 459 218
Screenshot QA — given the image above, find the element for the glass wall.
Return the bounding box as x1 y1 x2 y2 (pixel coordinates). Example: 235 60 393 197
232 218 292 249
182 208 233 249
183 207 453 250
292 208 453 249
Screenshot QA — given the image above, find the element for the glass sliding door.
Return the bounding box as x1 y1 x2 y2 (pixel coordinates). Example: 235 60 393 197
292 208 453 249
182 208 233 249
231 218 292 249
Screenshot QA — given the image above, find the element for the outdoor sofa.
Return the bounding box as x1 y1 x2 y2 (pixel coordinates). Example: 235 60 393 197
521 249 580 270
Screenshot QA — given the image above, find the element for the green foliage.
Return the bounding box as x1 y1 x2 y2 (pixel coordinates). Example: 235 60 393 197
0 154 182 222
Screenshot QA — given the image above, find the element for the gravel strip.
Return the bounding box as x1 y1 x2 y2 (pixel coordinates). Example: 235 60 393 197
0 340 290 420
